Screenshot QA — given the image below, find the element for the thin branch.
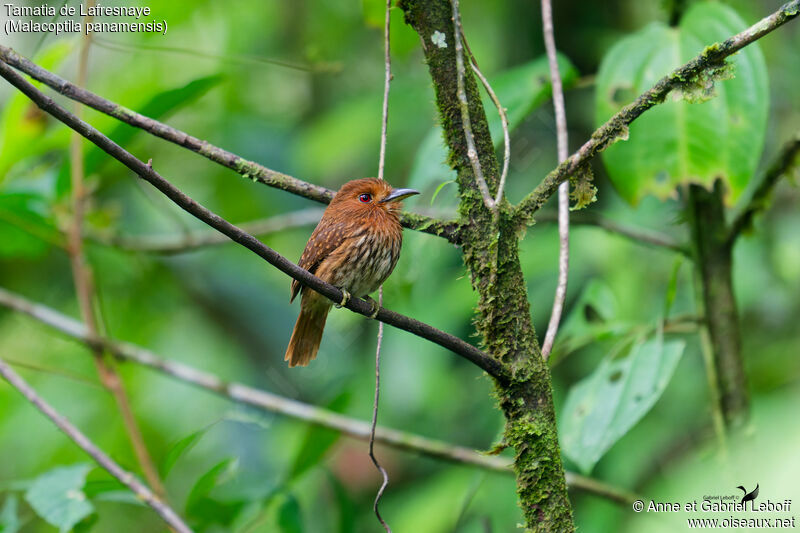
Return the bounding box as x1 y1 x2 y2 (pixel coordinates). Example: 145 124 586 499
371 2 393 530
0 286 639 506
371 289 390 533
65 18 166 498
536 211 689 255
540 0 570 360
728 134 800 244
462 35 510 206
513 0 800 229
2 356 102 388
0 357 192 533
0 61 510 384
450 0 495 211
0 45 458 244
90 208 324 254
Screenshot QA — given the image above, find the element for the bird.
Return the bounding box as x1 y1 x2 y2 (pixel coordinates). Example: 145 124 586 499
284 178 419 367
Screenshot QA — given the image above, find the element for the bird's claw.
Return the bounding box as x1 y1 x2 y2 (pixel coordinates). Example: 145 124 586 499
335 289 351 308
365 296 380 319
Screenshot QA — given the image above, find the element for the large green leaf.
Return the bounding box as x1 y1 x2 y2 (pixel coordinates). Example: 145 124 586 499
24 464 94 533
595 2 768 205
408 53 579 200
560 337 686 474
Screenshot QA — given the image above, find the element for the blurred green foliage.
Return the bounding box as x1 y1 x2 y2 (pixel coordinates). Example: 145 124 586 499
0 0 798 532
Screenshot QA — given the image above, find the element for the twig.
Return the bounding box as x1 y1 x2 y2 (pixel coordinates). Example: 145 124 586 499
0 61 510 384
371 288 391 533
2 356 102 388
0 45 458 244
65 18 166 498
728 134 800 244
513 0 800 229
0 357 192 533
540 0 570 360
90 208 324 254
450 0 495 211
371 2 393 530
0 286 639 506
462 35 510 206
535 211 689 255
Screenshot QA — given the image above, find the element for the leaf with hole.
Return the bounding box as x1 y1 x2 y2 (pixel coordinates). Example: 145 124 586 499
560 337 685 473
595 2 768 205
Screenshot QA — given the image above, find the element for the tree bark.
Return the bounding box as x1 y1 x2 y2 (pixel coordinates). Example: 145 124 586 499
686 181 749 427
399 1 574 530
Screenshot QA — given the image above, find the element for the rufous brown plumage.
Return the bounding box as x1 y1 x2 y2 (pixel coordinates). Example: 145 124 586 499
284 178 419 367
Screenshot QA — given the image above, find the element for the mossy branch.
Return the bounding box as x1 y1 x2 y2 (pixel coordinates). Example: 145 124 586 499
512 0 800 230
728 133 800 244
400 1 574 530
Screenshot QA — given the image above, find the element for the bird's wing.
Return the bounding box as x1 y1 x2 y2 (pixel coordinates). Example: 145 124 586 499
291 219 349 302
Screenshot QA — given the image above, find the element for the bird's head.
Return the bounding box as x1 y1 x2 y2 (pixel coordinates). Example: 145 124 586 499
331 178 419 215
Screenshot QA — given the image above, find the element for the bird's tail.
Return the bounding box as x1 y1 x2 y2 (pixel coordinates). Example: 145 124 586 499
285 297 330 367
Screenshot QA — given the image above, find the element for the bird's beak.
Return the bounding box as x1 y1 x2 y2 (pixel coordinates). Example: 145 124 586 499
381 188 420 203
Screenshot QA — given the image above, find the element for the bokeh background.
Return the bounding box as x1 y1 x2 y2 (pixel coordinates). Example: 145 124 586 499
0 0 798 531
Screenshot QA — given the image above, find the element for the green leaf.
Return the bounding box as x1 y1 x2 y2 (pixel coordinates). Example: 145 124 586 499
277 493 303 533
554 280 630 360
0 192 58 259
0 495 21 533
185 458 239 515
83 480 145 507
24 464 95 533
560 337 686 473
325 473 355 533
0 41 73 182
160 423 216 478
409 53 579 197
56 74 224 198
287 391 351 482
595 2 768 205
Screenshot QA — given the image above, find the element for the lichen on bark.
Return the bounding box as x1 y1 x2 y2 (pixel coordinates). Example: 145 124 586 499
398 0 574 530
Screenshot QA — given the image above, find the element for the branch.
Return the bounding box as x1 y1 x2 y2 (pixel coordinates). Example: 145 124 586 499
0 45 459 244
0 357 192 533
0 61 509 384
728 133 800 244
90 208 324 254
462 37 510 206
0 286 638 506
450 0 494 211
371 2 394 529
535 211 689 255
540 0 570 360
513 0 800 228
64 18 166 498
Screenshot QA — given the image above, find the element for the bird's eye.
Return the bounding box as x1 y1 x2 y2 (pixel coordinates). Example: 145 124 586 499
358 193 372 203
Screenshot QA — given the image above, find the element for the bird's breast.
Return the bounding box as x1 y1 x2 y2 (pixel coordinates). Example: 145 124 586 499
322 218 402 298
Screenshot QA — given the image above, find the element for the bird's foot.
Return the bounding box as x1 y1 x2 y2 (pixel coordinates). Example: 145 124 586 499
334 289 351 309
364 296 380 319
